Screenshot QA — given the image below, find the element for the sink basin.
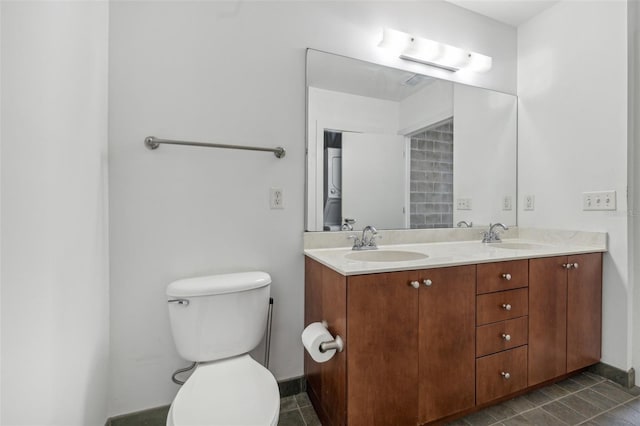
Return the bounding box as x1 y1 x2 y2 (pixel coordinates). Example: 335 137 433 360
492 242 548 250
345 250 428 262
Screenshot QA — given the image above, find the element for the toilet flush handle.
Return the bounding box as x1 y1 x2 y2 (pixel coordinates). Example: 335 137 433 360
168 299 189 306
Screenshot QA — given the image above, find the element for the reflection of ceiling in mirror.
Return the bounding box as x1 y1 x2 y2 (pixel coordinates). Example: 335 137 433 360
307 49 436 102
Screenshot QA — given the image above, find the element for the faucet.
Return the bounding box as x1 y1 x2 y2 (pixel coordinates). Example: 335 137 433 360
482 223 508 243
348 225 381 250
457 220 473 228
341 218 356 231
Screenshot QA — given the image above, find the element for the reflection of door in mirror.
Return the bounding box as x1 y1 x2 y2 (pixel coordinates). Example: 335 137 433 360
342 132 406 230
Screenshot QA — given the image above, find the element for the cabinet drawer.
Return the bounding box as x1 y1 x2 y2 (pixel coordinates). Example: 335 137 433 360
477 346 528 405
477 288 528 326
477 260 529 294
476 316 528 357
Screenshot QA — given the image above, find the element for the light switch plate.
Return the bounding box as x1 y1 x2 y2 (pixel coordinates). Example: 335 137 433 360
583 190 616 211
503 196 512 211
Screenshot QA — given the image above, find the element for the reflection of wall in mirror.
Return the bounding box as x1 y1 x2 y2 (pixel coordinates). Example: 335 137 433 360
453 85 518 227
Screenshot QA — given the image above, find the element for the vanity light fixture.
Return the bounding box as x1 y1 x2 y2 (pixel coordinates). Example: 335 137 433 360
378 28 492 73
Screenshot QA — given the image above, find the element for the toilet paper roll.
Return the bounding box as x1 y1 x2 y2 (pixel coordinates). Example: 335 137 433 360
302 322 336 363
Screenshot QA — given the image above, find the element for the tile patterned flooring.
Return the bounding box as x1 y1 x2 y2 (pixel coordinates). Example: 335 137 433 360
280 372 640 426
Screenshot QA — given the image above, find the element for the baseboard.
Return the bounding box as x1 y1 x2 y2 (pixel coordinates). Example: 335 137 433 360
588 362 636 388
278 375 307 397
106 376 307 425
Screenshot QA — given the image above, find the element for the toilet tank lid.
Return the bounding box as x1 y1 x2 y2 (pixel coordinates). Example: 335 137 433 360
167 272 271 297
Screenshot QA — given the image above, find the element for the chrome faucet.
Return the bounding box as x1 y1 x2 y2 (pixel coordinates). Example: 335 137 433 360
457 220 473 228
482 223 508 243
348 225 381 250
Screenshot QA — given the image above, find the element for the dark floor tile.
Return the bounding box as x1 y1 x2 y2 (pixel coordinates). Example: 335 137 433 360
585 412 634 426
624 397 640 412
520 408 568 425
628 386 640 396
503 396 537 414
501 415 530 426
278 409 305 426
541 400 587 425
295 392 312 408
300 405 321 426
574 388 618 411
591 381 636 404
523 389 554 406
541 384 571 400
111 406 169 426
570 372 602 388
445 418 469 426
280 396 298 413
607 404 640 424
556 378 584 393
483 403 519 421
557 394 602 419
460 410 498 426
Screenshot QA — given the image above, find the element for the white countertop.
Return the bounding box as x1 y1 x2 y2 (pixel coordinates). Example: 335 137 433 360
304 237 606 276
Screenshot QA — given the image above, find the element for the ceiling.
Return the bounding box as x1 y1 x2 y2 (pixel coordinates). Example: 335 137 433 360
444 0 559 27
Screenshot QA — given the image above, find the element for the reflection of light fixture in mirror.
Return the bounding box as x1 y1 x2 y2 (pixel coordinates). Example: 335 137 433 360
378 28 492 73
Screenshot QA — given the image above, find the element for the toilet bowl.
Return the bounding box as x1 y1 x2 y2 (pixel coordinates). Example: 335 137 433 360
167 355 279 426
166 272 279 426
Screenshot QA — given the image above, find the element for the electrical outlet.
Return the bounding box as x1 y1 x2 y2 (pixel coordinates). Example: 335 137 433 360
503 196 512 211
456 198 472 210
270 187 284 209
524 195 535 211
583 190 616 211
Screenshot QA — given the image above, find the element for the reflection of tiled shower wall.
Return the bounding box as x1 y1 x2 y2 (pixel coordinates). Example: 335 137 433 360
410 118 453 228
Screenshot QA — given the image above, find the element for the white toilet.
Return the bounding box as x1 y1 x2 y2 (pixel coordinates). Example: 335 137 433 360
166 271 280 426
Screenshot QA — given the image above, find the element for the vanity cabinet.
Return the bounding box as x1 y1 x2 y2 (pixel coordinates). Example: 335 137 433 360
305 252 603 426
528 253 602 386
346 265 476 425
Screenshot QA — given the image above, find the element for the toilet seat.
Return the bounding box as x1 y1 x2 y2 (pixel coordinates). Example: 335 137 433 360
167 354 279 426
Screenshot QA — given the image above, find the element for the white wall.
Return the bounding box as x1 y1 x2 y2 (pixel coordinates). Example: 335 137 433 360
631 0 640 378
108 1 516 415
1 2 110 425
518 1 631 370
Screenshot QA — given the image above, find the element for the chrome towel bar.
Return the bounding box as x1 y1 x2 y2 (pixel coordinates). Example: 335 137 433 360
144 136 286 159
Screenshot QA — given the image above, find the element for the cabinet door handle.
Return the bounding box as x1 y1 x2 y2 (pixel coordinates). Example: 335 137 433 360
502 333 511 341
423 279 433 287
562 263 577 270
501 273 512 281
572 262 579 269
409 281 420 289
502 303 512 311
501 372 511 380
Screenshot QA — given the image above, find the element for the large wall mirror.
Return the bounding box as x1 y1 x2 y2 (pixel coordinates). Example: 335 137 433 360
305 49 517 232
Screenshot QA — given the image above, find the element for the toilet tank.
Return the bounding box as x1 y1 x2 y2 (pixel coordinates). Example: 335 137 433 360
167 272 271 362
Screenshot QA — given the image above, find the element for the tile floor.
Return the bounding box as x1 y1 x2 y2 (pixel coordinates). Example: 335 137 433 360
281 372 640 426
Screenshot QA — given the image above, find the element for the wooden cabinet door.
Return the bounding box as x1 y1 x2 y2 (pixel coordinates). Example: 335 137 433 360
347 271 419 426
418 265 476 424
567 253 603 372
529 256 568 386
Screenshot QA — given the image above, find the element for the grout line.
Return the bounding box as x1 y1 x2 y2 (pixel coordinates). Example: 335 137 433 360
575 393 640 425
485 376 607 425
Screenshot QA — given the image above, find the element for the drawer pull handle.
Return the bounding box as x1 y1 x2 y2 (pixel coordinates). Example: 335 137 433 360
501 372 511 380
562 263 579 270
501 273 512 281
502 333 511 341
502 303 512 311
409 281 420 289
423 279 433 287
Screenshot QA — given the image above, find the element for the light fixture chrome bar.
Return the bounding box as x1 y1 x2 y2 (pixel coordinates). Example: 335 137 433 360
144 136 286 159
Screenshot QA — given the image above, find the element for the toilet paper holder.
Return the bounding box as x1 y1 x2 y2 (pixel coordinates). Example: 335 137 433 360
319 320 344 353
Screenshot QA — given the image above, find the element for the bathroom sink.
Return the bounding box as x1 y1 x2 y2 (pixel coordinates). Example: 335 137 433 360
345 250 428 262
492 242 548 250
